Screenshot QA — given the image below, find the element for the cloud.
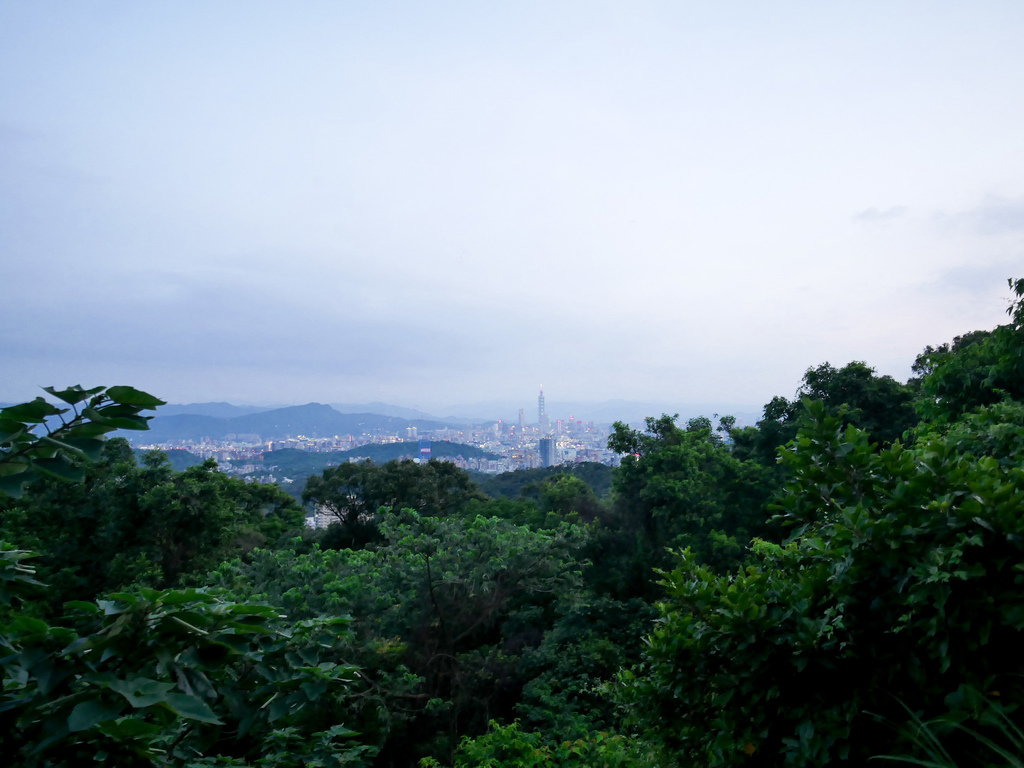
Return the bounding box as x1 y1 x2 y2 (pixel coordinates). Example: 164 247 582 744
0 266 491 373
853 206 908 223
966 198 1024 235
930 263 1024 297
934 196 1024 236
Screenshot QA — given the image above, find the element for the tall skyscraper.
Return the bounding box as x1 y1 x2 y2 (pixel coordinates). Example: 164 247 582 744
518 408 526 433
538 386 550 431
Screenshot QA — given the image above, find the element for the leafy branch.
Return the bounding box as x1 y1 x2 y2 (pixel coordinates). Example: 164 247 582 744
0 385 165 498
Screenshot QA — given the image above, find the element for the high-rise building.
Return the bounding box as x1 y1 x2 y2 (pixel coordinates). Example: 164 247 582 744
539 437 556 467
538 386 550 431
518 408 526 433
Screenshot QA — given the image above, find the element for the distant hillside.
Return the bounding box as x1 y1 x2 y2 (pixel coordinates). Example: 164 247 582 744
134 448 205 471
328 440 499 464
128 403 453 443
226 441 500 499
330 401 468 424
477 462 614 499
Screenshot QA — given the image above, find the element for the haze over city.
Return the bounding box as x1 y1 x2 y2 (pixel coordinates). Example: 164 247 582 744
3 2 1024 413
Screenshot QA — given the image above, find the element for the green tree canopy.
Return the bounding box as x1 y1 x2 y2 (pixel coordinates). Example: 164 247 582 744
301 458 486 550
0 579 373 767
619 401 1024 768
602 414 779 598
732 361 917 472
213 512 588 763
916 279 1024 421
0 441 304 612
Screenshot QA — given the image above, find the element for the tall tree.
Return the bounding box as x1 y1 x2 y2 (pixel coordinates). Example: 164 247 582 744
302 458 485 549
916 278 1024 421
603 414 778 597
731 360 917 474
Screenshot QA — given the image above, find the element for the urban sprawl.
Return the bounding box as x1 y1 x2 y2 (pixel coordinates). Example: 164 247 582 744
134 389 622 486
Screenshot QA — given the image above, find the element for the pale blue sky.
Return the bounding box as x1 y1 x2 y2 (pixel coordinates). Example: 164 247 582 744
3 1 1023 412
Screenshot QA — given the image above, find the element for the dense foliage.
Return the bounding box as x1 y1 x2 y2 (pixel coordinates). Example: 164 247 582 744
619 401 1024 766
603 415 779 596
4 280 1024 766
1 442 303 615
0 581 372 767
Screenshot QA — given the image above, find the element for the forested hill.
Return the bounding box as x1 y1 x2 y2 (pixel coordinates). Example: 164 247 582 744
129 402 454 442
324 440 499 464
224 441 501 497
476 461 614 499
133 447 204 472
151 402 274 418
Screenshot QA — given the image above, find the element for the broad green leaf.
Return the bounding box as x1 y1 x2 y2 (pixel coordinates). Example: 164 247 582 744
0 460 31 476
97 599 132 615
301 681 328 701
93 404 149 419
324 724 360 738
8 615 51 634
106 415 151 431
0 419 28 443
109 677 175 708
105 386 165 408
268 695 297 722
81 406 150 431
163 692 223 724
39 435 105 461
43 385 105 405
27 442 59 459
97 718 163 739
68 699 124 732
63 422 114 439
32 456 86 483
0 398 62 423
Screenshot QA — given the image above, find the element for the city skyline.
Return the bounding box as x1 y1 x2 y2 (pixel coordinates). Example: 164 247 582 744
125 394 621 483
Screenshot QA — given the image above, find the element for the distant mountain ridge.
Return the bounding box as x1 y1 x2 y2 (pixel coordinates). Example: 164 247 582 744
14 396 762 433
156 402 275 418
130 403 454 443
329 401 465 423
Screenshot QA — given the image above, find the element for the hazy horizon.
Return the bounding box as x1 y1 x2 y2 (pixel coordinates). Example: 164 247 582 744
3 2 1023 408
0 392 766 429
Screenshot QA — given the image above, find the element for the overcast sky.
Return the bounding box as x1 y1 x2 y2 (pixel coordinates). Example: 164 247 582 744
3 1 1024 415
